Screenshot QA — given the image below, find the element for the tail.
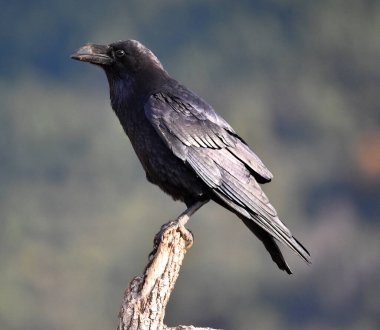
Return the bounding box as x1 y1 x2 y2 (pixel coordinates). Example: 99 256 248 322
243 213 311 272
212 192 311 274
240 215 307 274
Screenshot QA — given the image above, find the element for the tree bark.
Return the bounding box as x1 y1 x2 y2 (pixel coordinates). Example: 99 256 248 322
117 220 221 330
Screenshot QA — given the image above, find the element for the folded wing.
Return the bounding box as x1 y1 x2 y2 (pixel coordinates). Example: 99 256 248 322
144 89 311 265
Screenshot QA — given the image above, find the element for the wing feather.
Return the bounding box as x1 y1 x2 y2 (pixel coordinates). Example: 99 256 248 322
144 90 311 264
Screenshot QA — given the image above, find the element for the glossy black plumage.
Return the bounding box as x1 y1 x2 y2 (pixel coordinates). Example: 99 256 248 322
72 40 311 273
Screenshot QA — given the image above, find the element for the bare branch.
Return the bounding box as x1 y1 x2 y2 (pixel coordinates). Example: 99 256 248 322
117 221 221 330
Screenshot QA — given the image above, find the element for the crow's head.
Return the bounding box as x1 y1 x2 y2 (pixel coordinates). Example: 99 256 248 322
71 40 165 78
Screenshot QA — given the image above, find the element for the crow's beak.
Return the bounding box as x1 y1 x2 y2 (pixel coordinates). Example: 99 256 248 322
71 44 113 66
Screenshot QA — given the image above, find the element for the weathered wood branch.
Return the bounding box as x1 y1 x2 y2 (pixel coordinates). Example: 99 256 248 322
117 220 221 330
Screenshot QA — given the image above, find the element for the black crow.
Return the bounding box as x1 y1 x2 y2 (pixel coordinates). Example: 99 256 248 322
71 40 311 274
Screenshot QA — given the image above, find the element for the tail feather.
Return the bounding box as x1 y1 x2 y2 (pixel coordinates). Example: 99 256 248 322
212 191 311 273
239 215 292 274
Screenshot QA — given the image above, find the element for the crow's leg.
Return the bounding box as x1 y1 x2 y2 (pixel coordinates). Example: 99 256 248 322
150 200 209 258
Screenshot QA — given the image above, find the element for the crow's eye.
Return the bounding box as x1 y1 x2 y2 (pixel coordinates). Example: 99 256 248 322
115 50 126 58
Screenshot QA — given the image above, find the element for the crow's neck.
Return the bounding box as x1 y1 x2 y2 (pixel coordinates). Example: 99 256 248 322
108 69 168 114
107 68 168 135
108 75 136 114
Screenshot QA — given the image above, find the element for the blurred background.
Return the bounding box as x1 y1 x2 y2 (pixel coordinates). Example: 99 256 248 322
1 1 379 329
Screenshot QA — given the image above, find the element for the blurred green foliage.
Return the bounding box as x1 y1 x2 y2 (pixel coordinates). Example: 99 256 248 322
1 1 380 329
